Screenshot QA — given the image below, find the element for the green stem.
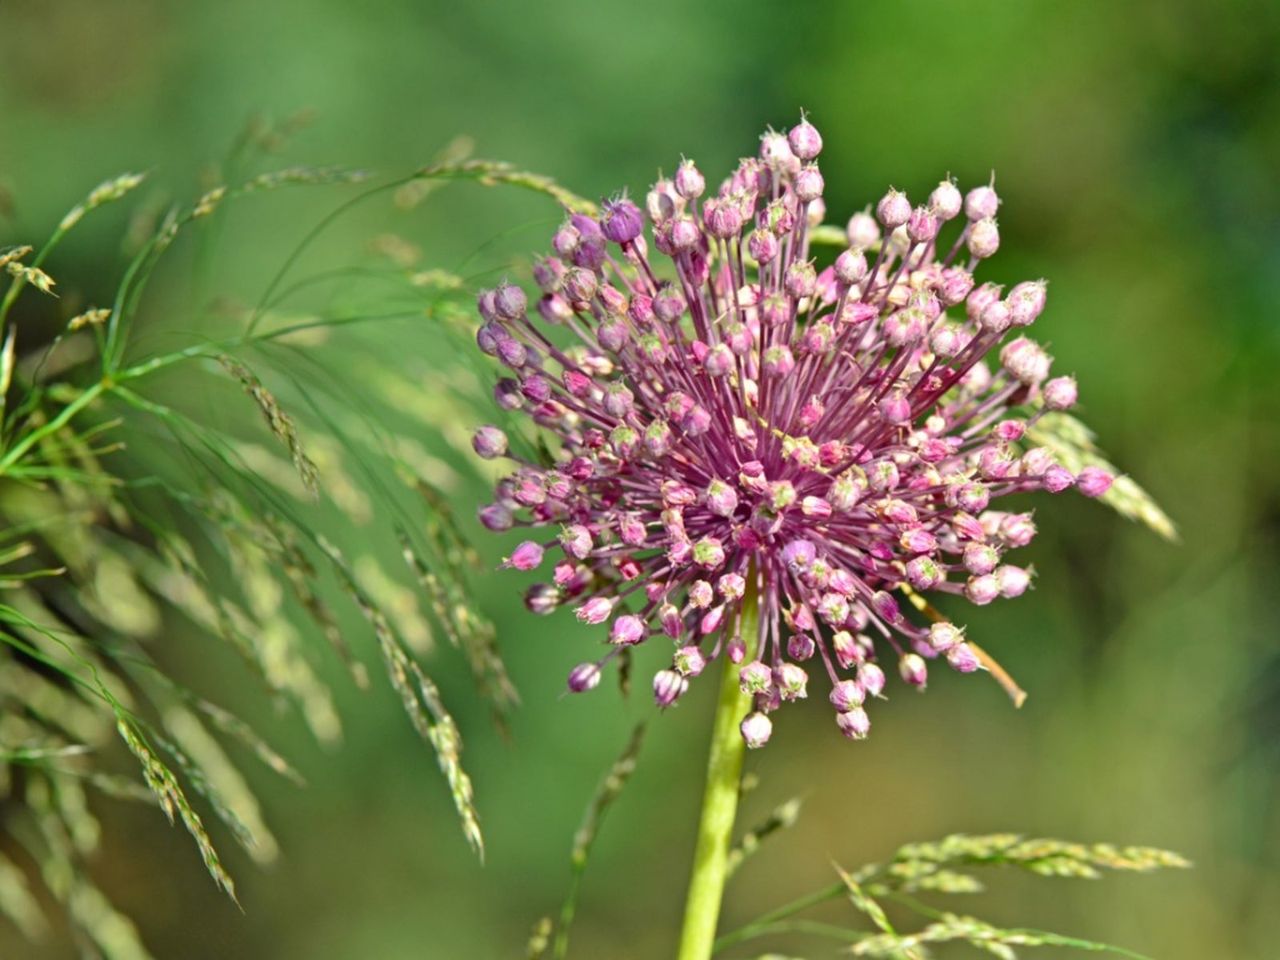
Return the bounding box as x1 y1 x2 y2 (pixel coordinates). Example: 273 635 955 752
676 586 757 960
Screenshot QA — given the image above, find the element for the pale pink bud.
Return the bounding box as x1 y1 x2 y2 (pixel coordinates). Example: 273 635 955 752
740 711 773 748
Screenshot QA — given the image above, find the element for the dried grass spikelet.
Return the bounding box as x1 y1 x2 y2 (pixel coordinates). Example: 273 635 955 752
218 355 320 498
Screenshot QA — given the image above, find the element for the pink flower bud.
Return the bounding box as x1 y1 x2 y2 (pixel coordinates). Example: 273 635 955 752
507 541 544 571
674 159 705 199
775 662 808 701
1042 375 1078 410
899 653 928 688
857 661 886 697
1076 466 1114 498
965 184 1000 221
967 218 1000 259
877 189 911 228
1042 465 1075 493
576 596 614 625
829 679 865 711
740 711 773 748
836 706 871 740
964 574 1000 605
996 564 1032 598
609 614 645 646
929 621 964 652
788 117 823 160
945 642 981 673
929 179 963 220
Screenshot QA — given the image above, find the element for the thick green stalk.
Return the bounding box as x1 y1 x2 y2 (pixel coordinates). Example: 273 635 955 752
676 587 757 960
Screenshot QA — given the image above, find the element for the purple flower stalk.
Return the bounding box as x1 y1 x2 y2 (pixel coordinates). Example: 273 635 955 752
473 118 1113 745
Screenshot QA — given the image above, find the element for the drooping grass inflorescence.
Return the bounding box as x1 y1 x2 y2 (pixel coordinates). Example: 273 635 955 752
472 117 1161 745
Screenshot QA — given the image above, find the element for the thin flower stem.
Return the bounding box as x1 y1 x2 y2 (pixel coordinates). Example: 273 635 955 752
676 582 757 960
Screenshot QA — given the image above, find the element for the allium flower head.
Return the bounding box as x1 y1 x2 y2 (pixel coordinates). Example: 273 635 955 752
472 118 1112 746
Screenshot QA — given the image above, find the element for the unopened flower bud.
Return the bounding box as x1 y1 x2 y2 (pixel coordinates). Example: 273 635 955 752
899 653 928 688
653 669 688 708
829 678 865 711
740 659 773 696
945 643 981 673
836 706 871 740
567 662 601 692
965 574 1000 605
601 198 644 244
674 159 705 199
609 614 645 646
857 661 887 697
472 425 508 459
1076 466 1114 498
740 711 773 748
788 117 823 159
967 218 1000 259
507 541 544 571
877 188 911 228
965 184 1000 221
929 179 963 220
775 662 808 701
1042 375 1078 411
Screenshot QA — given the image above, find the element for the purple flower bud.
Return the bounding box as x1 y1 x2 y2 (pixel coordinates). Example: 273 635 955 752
748 228 780 264
870 590 902 624
945 643 981 673
965 184 1000 221
674 159 705 199
559 524 593 560
999 512 1037 547
907 205 940 243
929 179 963 220
836 706 871 740
576 596 614 625
775 662 809 701
899 653 928 688
703 198 743 239
740 711 773 749
493 281 527 320
1042 465 1075 493
478 502 513 531
979 300 1012 334
609 614 645 646
674 645 706 677
688 579 713 608
905 555 944 590
601 198 644 244
763 345 795 376
739 659 773 695
567 662 602 693
507 541 544 571
878 393 912 425
476 319 504 355
877 189 911 228
829 678 865 711
929 621 964 652
525 583 560 615
693 536 726 570
653 669 689 708
857 661 886 697
967 218 1000 259
603 381 634 417
794 164 825 203
788 117 823 160
834 248 868 286
496 336 528 369
818 592 851 626
963 542 1000 576
1077 466 1114 498
646 179 678 222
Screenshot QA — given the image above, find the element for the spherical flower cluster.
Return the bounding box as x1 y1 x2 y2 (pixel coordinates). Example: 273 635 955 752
472 117 1113 747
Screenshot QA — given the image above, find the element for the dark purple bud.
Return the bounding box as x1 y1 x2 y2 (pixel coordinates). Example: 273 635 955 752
653 669 689 708
493 281 527 320
601 198 644 244
478 502 513 531
567 662 602 693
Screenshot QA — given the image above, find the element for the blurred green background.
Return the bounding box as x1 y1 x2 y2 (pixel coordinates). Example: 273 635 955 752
2 0 1278 957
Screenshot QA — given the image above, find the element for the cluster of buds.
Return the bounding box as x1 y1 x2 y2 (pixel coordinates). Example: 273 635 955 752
472 116 1114 746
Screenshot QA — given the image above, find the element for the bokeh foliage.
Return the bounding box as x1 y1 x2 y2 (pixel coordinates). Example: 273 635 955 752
1 1 1277 958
